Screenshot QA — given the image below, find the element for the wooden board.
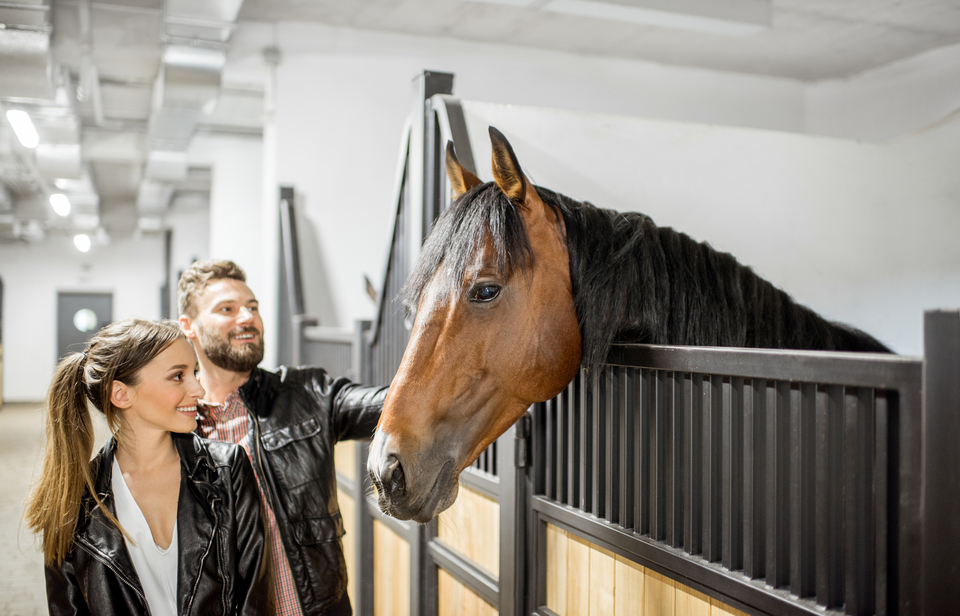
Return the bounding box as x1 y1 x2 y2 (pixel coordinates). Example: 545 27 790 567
438 568 499 616
437 484 499 576
374 520 410 616
338 489 356 606
545 524 750 616
334 440 357 482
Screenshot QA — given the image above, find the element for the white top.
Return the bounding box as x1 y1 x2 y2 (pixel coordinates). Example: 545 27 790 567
112 457 179 616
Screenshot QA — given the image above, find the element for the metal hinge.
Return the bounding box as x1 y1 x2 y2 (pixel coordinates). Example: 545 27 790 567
515 413 531 468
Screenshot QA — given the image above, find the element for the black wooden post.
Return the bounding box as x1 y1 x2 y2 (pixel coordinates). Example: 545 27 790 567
921 310 960 614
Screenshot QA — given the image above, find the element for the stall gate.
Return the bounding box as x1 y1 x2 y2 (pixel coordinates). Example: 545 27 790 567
286 71 960 616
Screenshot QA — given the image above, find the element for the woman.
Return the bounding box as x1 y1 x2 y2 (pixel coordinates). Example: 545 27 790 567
25 319 271 615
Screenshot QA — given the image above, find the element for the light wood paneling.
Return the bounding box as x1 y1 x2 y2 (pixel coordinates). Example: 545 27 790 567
338 490 356 606
590 542 616 614
374 520 409 616
710 597 750 616
644 569 676 615
546 523 568 614
545 524 748 616
334 440 357 482
614 555 644 616
437 484 499 576
438 568 499 616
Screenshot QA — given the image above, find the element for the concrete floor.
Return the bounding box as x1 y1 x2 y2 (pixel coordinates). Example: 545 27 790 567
0 402 110 616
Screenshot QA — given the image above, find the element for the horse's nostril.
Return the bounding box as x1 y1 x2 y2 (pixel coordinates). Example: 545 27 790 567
385 454 406 498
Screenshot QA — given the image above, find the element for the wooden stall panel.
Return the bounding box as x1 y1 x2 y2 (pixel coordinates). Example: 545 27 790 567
437 485 500 576
545 524 750 616
334 440 357 482
338 490 356 606
438 568 498 616
374 520 410 616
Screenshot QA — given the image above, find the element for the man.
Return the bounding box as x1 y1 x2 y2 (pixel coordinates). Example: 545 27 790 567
178 259 386 616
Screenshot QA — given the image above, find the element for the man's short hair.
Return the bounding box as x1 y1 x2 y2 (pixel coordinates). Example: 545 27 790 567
178 259 247 318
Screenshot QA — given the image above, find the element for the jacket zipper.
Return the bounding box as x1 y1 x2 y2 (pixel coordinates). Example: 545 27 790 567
76 538 152 616
184 504 219 615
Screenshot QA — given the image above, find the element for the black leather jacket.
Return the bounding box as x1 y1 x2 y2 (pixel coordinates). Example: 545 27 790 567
236 366 386 615
46 433 270 616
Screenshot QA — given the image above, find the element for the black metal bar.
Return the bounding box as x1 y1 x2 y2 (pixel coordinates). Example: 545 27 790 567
684 372 703 556
722 376 744 572
429 540 499 608
922 310 960 615
579 371 592 514
592 368 605 519
635 368 648 536
499 420 524 616
608 344 921 390
641 368 655 537
567 376 579 509
605 366 620 525
815 384 844 608
874 392 889 615
790 382 816 598
844 387 875 615
619 367 635 530
766 380 790 588
666 371 684 548
702 374 722 562
651 369 667 541
743 378 765 579
544 398 554 501
356 441 375 616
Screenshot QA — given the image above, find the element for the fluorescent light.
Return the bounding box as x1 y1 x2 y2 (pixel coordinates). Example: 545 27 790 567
74 234 91 252
543 0 770 36
5 109 40 148
50 193 71 216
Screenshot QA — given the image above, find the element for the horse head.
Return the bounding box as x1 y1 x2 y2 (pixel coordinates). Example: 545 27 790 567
367 127 582 523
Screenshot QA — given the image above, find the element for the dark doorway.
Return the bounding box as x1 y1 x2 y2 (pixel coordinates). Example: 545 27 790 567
57 292 112 360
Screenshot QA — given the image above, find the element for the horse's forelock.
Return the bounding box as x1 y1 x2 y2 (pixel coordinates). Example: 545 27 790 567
400 182 536 313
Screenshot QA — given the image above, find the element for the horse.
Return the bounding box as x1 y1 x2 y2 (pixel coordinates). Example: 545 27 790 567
368 126 891 524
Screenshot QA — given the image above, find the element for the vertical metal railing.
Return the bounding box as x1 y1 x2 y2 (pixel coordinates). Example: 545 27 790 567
530 343 929 616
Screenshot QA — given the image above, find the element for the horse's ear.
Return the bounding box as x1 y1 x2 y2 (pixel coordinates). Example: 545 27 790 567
489 126 527 205
445 141 482 199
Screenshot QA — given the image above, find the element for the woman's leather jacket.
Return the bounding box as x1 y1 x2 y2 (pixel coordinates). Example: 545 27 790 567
236 366 386 615
45 432 271 616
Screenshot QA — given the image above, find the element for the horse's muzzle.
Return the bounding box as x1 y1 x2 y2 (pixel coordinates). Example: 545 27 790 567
370 454 406 502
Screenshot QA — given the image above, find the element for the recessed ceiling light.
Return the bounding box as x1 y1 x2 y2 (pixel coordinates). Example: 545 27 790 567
542 0 769 36
50 193 71 216
5 109 40 149
74 234 91 252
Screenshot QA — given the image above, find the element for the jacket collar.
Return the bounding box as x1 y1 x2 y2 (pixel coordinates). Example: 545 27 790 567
237 366 280 419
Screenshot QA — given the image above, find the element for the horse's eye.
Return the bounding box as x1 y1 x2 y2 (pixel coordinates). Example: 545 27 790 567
471 284 501 302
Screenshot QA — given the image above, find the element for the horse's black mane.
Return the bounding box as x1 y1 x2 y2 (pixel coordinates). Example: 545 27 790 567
402 182 892 367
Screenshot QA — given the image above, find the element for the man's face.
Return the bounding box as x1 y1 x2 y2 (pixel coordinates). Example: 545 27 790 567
188 278 265 373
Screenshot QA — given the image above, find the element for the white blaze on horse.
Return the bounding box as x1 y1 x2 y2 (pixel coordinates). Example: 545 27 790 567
368 127 890 524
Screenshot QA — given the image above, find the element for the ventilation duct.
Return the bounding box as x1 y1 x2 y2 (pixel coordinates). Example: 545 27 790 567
0 1 53 100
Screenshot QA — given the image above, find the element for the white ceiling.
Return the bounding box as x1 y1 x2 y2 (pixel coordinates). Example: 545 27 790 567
3 0 960 244
237 0 960 82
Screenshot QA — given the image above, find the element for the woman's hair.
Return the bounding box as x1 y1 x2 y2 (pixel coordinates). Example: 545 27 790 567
25 318 186 566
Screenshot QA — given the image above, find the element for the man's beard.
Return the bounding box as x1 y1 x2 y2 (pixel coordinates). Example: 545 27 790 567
196 323 265 373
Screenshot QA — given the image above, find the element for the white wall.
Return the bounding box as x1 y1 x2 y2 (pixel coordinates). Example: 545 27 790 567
0 235 165 402
259 21 960 355
460 102 960 355
806 42 960 142
266 21 808 330
187 134 273 367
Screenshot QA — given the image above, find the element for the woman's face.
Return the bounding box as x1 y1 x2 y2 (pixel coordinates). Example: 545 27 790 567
121 338 205 436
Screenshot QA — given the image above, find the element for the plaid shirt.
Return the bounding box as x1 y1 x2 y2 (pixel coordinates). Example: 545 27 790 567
198 390 304 616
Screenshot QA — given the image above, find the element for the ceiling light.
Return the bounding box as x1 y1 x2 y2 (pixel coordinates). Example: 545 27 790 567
50 193 71 216
543 0 769 35
74 233 91 252
5 109 40 148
